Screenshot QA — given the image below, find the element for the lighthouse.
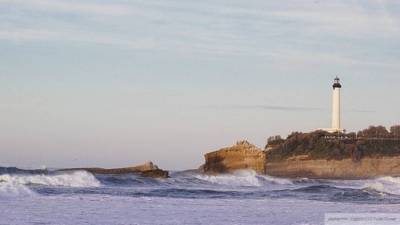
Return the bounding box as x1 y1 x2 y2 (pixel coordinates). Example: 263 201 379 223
321 77 344 133
331 76 342 132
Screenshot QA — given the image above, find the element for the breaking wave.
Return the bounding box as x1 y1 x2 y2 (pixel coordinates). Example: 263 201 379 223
363 176 400 195
0 170 101 197
258 175 293 185
195 170 262 187
0 171 100 188
194 170 293 187
0 181 35 197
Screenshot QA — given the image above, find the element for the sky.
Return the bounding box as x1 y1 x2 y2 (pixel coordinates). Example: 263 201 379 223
0 0 399 170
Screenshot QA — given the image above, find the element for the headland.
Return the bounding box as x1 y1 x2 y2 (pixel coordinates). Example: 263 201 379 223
201 125 400 179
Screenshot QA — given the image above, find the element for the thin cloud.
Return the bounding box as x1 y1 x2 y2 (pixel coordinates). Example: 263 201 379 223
0 0 130 16
205 104 323 112
272 10 400 38
0 29 156 49
269 0 400 37
0 0 399 71
347 109 376 113
204 104 375 113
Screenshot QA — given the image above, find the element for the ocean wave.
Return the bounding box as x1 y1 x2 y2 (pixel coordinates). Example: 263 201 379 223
195 170 261 187
258 175 293 185
2 165 400 204
0 181 36 197
283 184 400 204
143 188 243 199
96 174 162 186
363 176 400 195
0 171 101 188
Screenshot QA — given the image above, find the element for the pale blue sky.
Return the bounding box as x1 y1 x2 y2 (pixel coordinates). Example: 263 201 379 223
1 0 399 169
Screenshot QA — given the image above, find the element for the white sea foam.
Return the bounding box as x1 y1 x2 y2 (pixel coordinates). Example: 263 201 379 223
258 175 293 185
363 176 400 195
0 171 101 188
0 181 35 197
195 170 261 187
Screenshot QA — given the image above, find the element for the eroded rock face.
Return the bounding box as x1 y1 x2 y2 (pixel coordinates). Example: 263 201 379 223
265 156 400 179
203 141 266 174
60 161 169 178
264 130 400 179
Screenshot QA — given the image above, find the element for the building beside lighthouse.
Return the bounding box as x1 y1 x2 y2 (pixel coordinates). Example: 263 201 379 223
322 77 344 133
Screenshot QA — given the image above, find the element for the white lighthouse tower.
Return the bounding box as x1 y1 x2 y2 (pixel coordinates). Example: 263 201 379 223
331 76 342 132
322 77 344 133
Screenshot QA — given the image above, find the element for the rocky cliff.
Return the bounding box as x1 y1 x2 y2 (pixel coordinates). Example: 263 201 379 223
265 129 400 179
60 161 169 178
202 141 266 174
266 156 400 179
201 125 400 179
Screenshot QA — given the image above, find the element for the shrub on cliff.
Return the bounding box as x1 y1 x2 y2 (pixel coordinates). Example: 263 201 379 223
266 131 352 162
360 140 400 157
390 125 400 137
357 126 390 138
267 135 285 146
266 125 400 162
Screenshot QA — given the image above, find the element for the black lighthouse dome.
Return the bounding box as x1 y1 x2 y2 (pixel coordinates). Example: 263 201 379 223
333 76 342 89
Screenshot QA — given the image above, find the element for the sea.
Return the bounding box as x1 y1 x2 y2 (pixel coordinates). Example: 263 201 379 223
1 167 400 225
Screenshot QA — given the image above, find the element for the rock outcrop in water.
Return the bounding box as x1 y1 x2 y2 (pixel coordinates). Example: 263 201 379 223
0 167 48 175
202 141 266 174
60 161 169 178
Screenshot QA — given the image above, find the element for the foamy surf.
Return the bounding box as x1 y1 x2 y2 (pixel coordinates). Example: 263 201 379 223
0 181 35 197
363 176 400 195
258 175 293 185
0 171 101 188
195 170 261 187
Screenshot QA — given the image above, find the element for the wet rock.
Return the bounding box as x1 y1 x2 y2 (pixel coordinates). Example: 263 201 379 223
60 161 169 178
